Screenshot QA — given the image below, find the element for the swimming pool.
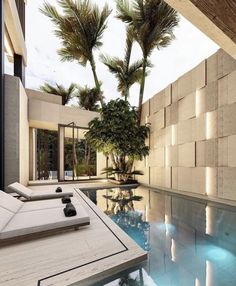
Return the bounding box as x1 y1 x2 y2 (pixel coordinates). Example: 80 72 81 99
82 186 236 286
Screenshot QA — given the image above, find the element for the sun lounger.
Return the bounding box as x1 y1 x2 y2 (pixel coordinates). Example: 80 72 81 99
0 191 90 242
7 182 73 201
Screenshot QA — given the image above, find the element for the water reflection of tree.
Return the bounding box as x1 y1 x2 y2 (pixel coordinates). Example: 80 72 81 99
103 189 150 251
119 273 144 286
103 189 142 214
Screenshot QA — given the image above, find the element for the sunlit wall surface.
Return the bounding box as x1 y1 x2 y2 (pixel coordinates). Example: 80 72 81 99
135 49 236 202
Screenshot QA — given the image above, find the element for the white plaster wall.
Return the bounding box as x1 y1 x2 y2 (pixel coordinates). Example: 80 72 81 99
28 99 99 131
136 49 236 203
26 89 62 105
96 152 107 178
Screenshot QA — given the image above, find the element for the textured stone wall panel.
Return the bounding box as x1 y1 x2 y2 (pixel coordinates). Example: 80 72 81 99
207 52 218 84
178 92 196 121
228 135 236 167
136 49 236 203
218 49 236 79
177 119 193 144
227 70 236 105
192 167 206 194
192 115 206 142
223 103 236 136
218 137 228 166
149 109 165 132
218 167 236 200
140 100 150 125
149 147 165 167
178 142 196 167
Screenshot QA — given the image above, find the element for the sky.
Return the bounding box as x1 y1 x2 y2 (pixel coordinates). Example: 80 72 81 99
20 0 219 106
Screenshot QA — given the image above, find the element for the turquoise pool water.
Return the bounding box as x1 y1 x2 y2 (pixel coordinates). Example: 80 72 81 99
83 186 236 286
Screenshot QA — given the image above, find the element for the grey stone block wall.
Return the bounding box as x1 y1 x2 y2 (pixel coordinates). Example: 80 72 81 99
136 49 236 202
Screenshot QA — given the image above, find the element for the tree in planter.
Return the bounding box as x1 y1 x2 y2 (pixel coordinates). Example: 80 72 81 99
39 82 76 105
85 99 149 182
40 0 111 105
116 0 179 122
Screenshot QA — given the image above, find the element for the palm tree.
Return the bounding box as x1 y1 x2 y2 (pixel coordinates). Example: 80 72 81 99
76 85 100 111
116 0 179 122
39 82 76 105
40 0 111 105
100 27 147 101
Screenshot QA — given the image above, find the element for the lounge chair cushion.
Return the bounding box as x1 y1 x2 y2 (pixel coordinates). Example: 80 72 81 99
0 191 23 213
0 208 14 231
8 182 73 200
0 204 90 239
28 189 73 200
19 197 80 213
8 182 33 199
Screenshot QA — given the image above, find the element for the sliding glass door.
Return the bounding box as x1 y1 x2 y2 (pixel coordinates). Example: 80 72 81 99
58 123 97 181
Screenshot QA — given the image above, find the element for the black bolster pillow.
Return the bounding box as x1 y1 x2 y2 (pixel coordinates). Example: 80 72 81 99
56 187 62 193
62 196 71 204
64 203 77 217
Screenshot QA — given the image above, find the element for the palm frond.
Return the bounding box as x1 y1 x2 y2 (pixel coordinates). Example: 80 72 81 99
116 0 133 23
39 82 76 105
40 0 111 76
75 85 101 111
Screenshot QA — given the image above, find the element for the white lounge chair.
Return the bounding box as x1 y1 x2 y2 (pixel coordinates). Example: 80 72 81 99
7 182 73 201
0 191 90 242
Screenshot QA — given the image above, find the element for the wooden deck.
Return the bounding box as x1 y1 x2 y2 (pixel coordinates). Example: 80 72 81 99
0 183 147 286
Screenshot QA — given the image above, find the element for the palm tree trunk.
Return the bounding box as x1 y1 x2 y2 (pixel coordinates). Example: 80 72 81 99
124 31 133 102
124 88 129 101
90 56 104 105
138 57 147 124
109 153 117 168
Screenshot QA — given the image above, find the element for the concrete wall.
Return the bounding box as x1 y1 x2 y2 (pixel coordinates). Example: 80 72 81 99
136 49 236 202
26 89 62 105
96 152 107 178
29 98 99 131
5 75 29 187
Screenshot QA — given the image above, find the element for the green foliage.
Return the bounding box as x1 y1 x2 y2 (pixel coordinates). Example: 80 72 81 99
85 99 149 159
101 167 143 177
116 0 179 121
40 0 111 65
40 0 111 103
119 274 144 286
85 99 149 181
74 164 96 177
75 85 101 111
116 0 179 58
39 82 76 105
101 167 143 182
100 27 151 100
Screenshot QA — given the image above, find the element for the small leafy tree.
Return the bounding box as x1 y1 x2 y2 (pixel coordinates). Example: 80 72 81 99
85 99 149 182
